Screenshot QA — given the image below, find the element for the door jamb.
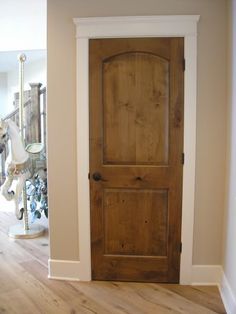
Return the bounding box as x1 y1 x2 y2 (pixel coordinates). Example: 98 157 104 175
74 15 200 284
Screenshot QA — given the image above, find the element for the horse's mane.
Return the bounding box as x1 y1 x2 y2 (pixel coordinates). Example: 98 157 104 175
7 119 20 134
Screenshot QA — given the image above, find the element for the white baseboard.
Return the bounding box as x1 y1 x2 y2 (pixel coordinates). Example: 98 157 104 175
220 272 236 314
48 261 236 313
191 265 236 314
48 259 82 281
191 265 222 286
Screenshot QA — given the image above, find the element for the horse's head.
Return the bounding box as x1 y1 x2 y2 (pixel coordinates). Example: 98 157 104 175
0 119 8 154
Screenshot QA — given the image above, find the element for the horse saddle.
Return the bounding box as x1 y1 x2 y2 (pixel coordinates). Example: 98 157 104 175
26 143 44 154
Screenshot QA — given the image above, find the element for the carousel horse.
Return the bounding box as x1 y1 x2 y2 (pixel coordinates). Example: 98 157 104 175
0 119 46 220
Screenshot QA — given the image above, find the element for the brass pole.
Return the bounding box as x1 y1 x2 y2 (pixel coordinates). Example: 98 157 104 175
18 54 29 231
18 54 26 140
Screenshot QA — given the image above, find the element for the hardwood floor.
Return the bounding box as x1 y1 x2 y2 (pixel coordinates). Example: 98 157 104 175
0 211 226 314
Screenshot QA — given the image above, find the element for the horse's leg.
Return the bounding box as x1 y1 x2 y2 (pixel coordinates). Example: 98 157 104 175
14 176 26 220
1 175 15 201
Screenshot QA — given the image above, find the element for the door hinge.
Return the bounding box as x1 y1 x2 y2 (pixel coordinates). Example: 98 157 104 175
180 242 182 253
182 153 185 165
88 173 90 180
183 59 186 71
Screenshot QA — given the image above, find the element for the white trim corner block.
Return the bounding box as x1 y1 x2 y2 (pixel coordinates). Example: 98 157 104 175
73 15 200 284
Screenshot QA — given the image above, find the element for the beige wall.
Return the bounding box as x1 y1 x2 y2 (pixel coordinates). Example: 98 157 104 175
222 0 236 297
48 0 227 264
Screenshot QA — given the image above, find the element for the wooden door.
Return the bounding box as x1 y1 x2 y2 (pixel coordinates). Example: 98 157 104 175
89 38 184 283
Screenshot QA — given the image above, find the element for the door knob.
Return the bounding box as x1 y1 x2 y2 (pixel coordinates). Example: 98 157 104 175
92 172 102 181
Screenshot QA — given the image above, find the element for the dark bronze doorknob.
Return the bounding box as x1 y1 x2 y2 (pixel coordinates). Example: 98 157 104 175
92 172 102 181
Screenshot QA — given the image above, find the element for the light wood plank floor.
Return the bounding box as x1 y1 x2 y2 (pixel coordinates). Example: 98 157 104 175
0 211 226 314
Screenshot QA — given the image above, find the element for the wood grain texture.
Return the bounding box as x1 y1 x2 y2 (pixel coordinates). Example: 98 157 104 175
103 52 169 165
0 211 226 314
89 38 184 282
104 188 168 256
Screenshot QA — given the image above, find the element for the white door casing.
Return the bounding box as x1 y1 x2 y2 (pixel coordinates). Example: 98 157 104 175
73 15 200 284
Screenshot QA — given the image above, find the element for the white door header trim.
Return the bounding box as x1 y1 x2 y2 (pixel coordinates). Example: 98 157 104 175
73 15 200 38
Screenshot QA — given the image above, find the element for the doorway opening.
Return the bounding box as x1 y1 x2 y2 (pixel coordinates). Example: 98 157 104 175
89 37 184 282
72 15 199 284
0 0 48 271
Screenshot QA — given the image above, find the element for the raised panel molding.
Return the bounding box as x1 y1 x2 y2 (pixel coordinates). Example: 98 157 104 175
73 15 200 284
103 50 169 165
103 188 168 256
